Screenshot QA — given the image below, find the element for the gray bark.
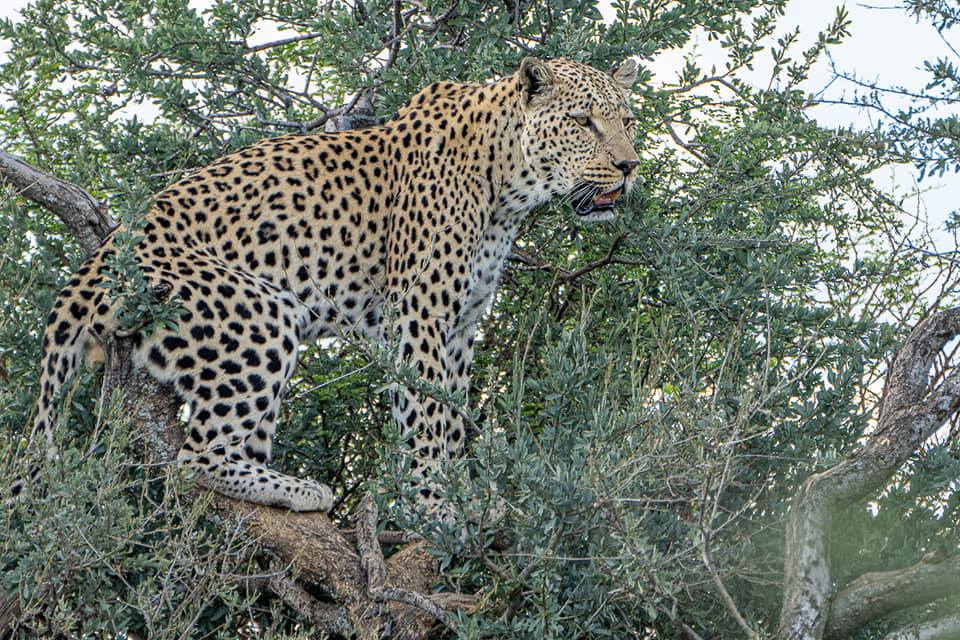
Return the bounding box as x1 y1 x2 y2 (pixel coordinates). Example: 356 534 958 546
777 308 960 640
880 616 960 640
826 555 960 638
0 150 117 253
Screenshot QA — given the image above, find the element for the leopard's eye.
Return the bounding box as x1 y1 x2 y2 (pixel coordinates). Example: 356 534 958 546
623 117 636 128
570 114 591 127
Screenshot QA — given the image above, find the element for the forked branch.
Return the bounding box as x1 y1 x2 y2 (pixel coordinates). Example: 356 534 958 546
777 308 960 640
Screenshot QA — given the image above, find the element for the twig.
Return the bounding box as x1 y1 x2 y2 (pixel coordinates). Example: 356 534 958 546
501 525 562 623
560 234 638 282
353 492 460 630
341 527 410 546
378 587 456 628
268 562 352 635
508 234 639 284
243 32 325 54
656 603 707 640
661 75 756 105
661 118 709 164
702 542 756 638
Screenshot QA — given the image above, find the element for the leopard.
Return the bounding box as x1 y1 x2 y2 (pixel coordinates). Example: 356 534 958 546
14 57 640 513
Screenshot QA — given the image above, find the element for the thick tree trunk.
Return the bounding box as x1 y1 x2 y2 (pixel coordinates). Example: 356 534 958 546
777 309 960 640
0 147 472 639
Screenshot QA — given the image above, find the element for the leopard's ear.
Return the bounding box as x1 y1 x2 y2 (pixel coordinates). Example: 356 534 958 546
519 57 556 109
611 59 638 89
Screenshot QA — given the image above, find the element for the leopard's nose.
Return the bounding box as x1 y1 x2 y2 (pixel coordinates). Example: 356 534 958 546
614 159 640 176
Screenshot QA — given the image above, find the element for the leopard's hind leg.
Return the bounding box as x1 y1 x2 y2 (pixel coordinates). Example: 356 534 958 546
137 261 333 512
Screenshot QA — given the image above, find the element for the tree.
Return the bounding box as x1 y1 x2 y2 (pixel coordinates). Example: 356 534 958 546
0 1 958 638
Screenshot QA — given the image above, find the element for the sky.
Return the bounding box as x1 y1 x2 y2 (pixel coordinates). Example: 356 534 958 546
0 0 957 246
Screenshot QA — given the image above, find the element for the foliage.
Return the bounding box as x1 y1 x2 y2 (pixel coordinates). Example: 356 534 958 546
826 0 960 179
0 393 299 638
0 0 957 638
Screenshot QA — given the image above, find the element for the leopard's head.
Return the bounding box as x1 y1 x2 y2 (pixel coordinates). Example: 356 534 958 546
517 57 640 222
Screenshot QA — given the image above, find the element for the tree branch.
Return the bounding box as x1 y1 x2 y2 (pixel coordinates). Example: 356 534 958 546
0 150 117 253
243 31 325 54
879 615 960 640
266 563 352 635
826 554 960 639
354 492 466 632
777 308 960 640
508 234 640 284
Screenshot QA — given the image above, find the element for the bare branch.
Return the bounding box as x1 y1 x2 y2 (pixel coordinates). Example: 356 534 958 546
378 587 457 628
243 32 325 54
508 235 640 284
827 554 960 639
661 118 709 164
384 0 404 73
661 75 756 105
353 492 462 631
702 542 757 638
656 603 708 640
0 592 21 635
342 527 410 546
356 492 386 597
267 565 352 635
0 150 117 253
880 615 960 640
561 234 637 281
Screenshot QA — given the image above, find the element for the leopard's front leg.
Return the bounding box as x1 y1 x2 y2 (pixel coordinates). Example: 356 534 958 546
387 212 481 513
442 217 520 459
390 310 455 512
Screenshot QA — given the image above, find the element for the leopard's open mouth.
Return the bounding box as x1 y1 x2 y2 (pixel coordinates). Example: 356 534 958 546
573 186 624 216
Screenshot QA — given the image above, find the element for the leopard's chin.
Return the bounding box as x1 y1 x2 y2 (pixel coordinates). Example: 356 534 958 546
577 209 616 223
